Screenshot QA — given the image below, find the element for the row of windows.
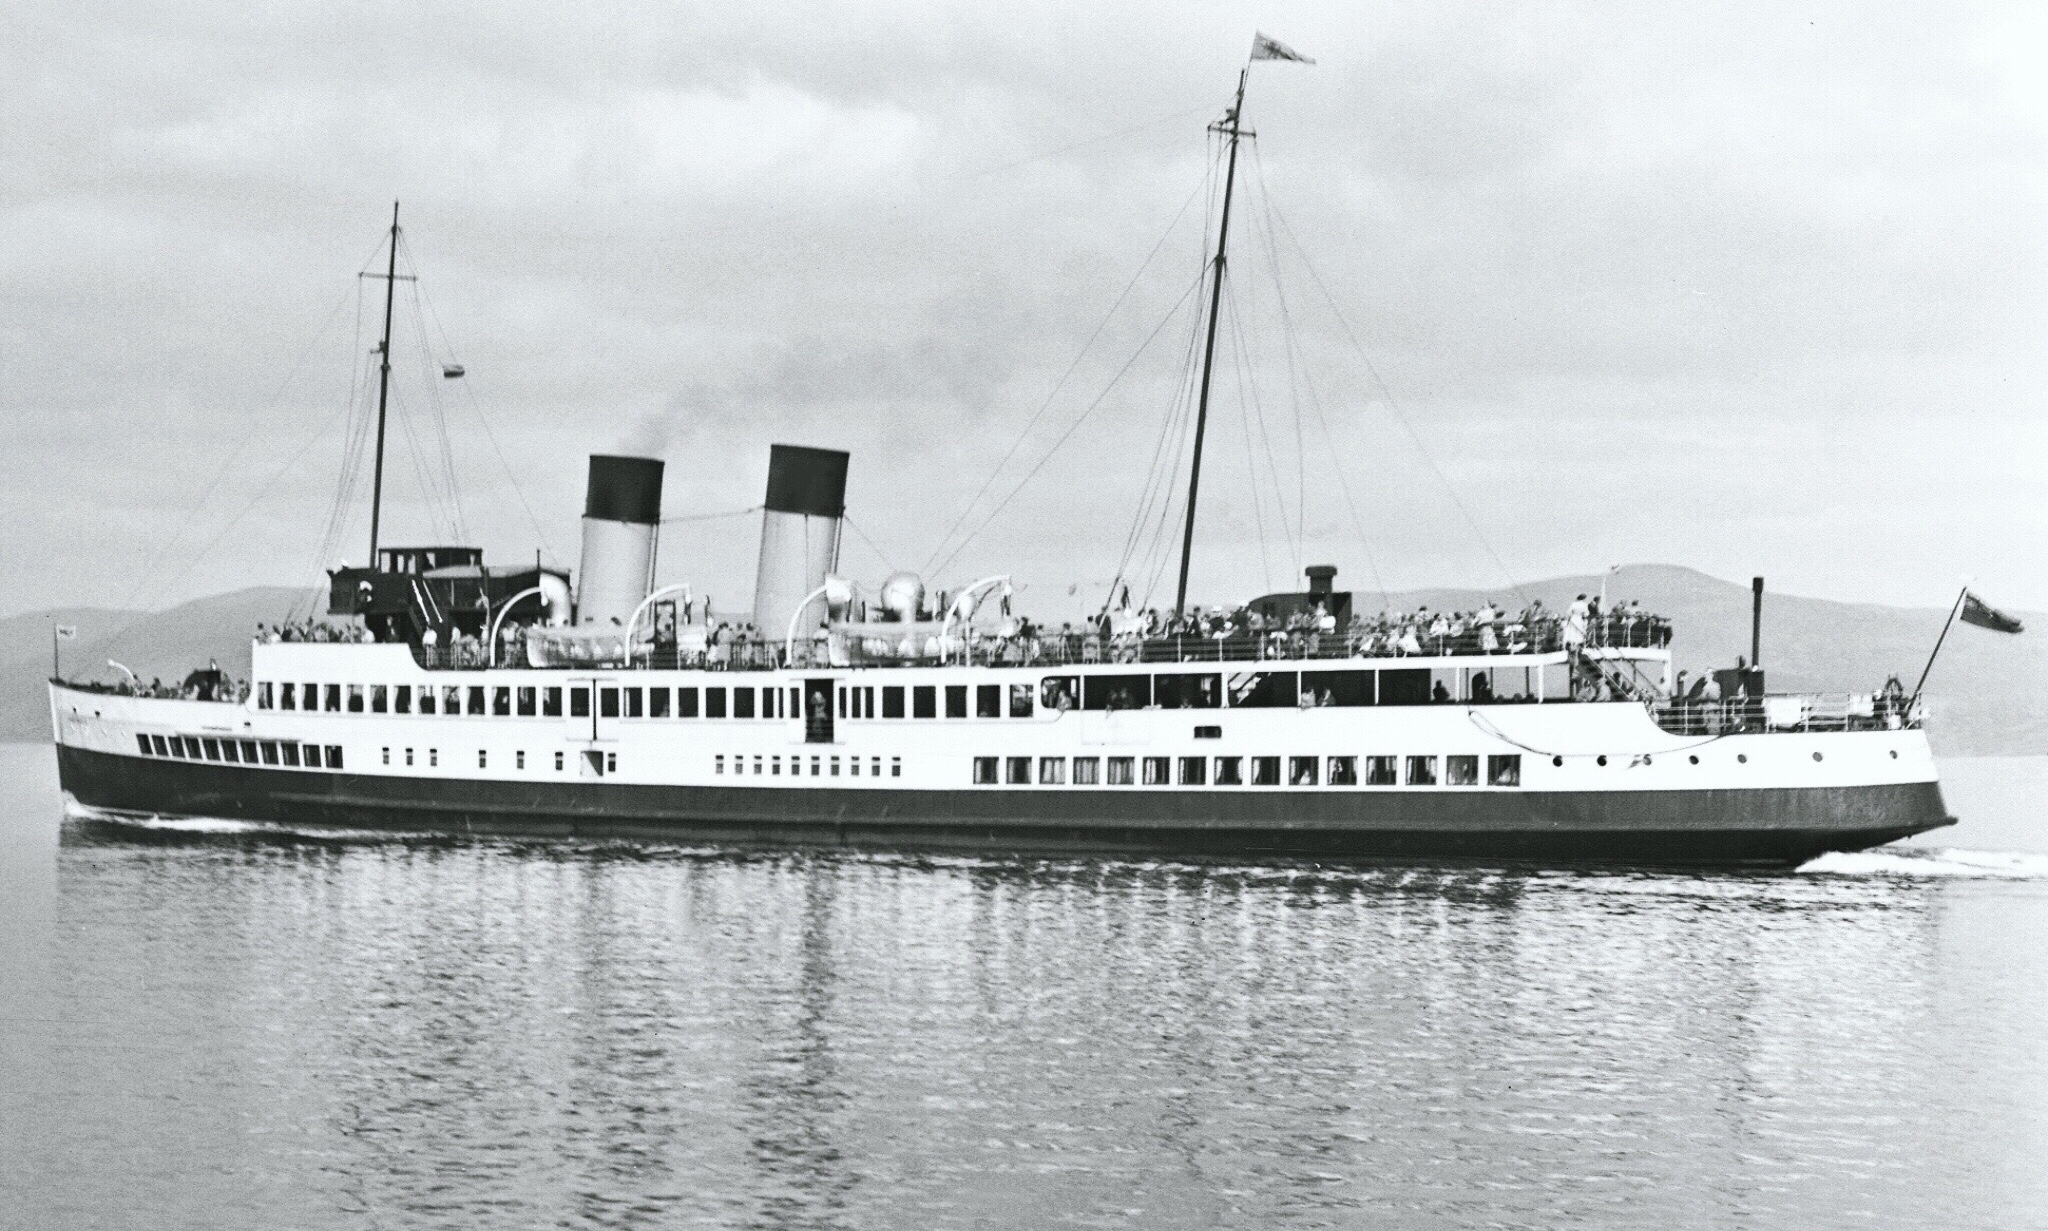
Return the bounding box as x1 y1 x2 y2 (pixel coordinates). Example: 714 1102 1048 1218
253 666 1568 722
137 733 342 769
375 747 614 774
970 754 1523 787
716 754 903 778
257 681 801 720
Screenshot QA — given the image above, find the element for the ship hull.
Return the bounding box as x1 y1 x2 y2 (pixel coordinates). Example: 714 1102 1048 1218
55 744 1949 868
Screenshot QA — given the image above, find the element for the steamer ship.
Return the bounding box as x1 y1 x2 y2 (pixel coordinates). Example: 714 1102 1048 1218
49 56 1953 866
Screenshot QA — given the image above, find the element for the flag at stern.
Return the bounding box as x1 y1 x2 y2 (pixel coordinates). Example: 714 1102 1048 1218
1960 590 2024 634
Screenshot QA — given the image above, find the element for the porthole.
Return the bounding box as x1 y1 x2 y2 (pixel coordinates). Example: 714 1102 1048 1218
1889 750 1899 759
1596 755 1608 767
1552 756 1564 767
1737 754 1748 764
1688 755 1699 765
1812 751 1823 762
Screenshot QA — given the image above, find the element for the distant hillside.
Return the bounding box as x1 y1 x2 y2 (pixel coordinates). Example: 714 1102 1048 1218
7 569 2039 754
4 587 317 742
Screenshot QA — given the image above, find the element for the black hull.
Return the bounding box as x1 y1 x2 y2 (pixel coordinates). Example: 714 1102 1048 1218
55 746 1952 868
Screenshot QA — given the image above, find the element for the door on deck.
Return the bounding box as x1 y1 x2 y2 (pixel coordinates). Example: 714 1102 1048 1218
566 676 618 776
805 679 835 743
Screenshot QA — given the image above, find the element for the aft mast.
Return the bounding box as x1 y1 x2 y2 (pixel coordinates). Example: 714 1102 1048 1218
1174 35 1311 618
1173 71 1247 619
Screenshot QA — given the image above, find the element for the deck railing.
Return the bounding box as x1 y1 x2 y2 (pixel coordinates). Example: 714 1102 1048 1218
1649 694 1920 734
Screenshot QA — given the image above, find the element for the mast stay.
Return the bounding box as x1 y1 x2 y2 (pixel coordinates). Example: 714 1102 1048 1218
360 200 416 565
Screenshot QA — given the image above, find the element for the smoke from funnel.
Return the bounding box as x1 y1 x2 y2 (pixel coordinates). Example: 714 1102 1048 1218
578 455 664 626
752 444 848 637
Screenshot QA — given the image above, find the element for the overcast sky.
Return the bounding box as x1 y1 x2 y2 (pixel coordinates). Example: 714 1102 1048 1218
4 0 2044 622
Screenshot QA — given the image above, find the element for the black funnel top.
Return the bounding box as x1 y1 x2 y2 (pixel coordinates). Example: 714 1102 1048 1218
763 444 849 518
584 455 664 524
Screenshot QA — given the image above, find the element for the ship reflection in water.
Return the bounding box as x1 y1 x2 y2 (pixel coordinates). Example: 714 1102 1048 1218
6 788 2044 1231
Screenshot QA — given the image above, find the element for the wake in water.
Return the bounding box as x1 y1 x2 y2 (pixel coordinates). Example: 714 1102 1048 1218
1801 846 2048 879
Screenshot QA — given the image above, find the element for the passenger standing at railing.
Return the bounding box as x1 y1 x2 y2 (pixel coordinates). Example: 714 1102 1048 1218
1563 596 1589 652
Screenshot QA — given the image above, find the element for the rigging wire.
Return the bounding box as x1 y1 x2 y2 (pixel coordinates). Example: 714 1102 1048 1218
842 514 898 575
918 172 1210 577
1263 196 1527 602
1221 285 1276 591
660 505 762 524
930 265 1209 583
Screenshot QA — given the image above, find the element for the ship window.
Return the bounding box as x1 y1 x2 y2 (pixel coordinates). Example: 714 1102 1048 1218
977 684 1001 718
1365 755 1397 785
1005 756 1031 784
624 687 642 718
1406 755 1438 786
677 687 699 718
607 752 617 774
326 745 343 769
370 685 387 714
300 744 320 767
791 687 801 717
518 687 537 717
379 747 388 766
1226 671 1297 708
1301 670 1374 708
705 687 726 719
543 687 562 717
648 688 669 718
570 687 590 718
471 686 490 716
1009 684 1034 718
348 685 365 713
973 757 998 784
1178 756 1206 786
1214 756 1242 785
772 756 781 775
303 683 318 711
257 682 273 710
890 756 901 778
1251 756 1281 785
516 751 525 770
1040 757 1066 785
260 741 279 765
1106 757 1135 785
136 734 153 756
1194 726 1221 739
599 687 620 718
405 748 413 766
325 684 342 712
946 685 968 718
1328 756 1358 786
1487 755 1522 787
202 738 222 761
149 734 168 757
1446 755 1479 786
733 688 754 719
1083 674 1150 711
1073 756 1100 785
715 754 725 774
882 686 905 718
850 757 860 776
1288 756 1318 786
556 751 565 771
810 756 820 777
428 748 437 767
394 685 411 714
913 686 937 718
479 750 488 769
1142 756 1170 785
1378 669 1431 706
279 683 295 711
241 740 258 762
494 687 512 717
838 688 848 719
281 743 300 766
1040 676 1078 712
831 757 841 776
1153 674 1220 710
444 685 462 715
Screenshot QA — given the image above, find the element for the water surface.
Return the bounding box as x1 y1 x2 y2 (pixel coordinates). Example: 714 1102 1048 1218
3 745 2045 1229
